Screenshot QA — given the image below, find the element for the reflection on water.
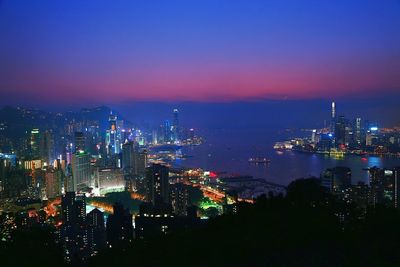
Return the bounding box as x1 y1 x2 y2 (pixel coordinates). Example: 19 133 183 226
173 129 400 186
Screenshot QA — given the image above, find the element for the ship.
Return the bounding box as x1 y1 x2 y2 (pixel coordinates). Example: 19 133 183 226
248 157 271 164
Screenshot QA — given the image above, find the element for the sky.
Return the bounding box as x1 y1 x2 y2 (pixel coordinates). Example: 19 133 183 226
0 0 400 106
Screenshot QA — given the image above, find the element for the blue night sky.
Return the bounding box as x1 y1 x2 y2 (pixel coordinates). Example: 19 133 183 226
0 0 399 126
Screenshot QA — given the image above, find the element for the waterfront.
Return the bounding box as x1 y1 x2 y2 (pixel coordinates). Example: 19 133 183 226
174 128 400 186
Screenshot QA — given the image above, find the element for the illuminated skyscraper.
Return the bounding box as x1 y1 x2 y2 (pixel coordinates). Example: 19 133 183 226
164 120 172 143
109 111 117 130
389 168 400 209
60 192 88 261
354 118 363 147
369 167 400 209
172 108 179 142
106 111 120 155
330 101 336 133
146 164 169 205
71 151 91 192
29 128 40 159
170 183 189 216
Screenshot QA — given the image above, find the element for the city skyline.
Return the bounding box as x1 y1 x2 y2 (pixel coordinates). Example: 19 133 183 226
1 0 400 105
1 1 400 266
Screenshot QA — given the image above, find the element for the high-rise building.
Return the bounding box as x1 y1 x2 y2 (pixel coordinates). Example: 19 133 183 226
334 115 347 147
170 183 190 216
106 111 120 155
116 119 124 148
86 208 106 254
61 192 86 224
106 203 133 247
163 120 171 143
109 111 117 131
330 101 336 133
369 167 400 209
122 141 135 192
172 108 179 142
392 168 400 209
354 118 363 147
146 164 170 205
45 167 61 199
121 142 147 191
40 130 54 165
60 192 88 261
122 141 136 177
350 182 370 218
152 130 158 145
29 128 41 159
71 151 91 192
136 150 147 176
321 166 352 201
74 131 86 152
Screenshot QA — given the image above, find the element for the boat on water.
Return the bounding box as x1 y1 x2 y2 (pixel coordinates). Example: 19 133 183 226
248 157 271 164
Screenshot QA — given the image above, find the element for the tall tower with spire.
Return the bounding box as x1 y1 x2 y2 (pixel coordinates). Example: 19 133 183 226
106 111 119 155
172 108 179 142
331 101 336 133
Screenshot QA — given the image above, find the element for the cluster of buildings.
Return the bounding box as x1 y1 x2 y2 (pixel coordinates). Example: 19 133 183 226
274 101 400 156
0 162 205 262
320 166 400 219
0 107 209 263
59 192 130 260
0 107 202 200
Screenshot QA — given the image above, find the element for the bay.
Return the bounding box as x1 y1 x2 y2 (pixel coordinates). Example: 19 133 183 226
173 128 400 186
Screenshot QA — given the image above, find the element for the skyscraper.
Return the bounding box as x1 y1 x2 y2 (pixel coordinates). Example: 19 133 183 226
393 168 400 209
330 101 336 133
369 167 400 209
354 117 362 147
60 192 88 261
74 131 86 152
87 208 106 254
136 150 147 177
122 141 136 177
106 203 133 247
121 141 147 191
40 130 54 165
163 120 172 143
45 167 61 199
172 108 179 142
334 115 347 147
106 111 120 155
29 128 41 159
170 183 190 216
146 164 170 205
71 151 91 192
321 166 352 201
